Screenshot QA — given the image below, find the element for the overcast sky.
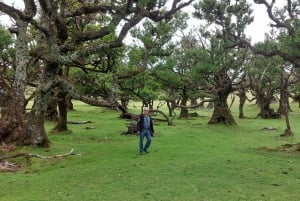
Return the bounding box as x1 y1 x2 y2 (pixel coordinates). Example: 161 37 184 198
0 0 280 43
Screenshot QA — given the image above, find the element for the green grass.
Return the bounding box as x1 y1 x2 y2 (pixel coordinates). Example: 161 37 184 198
1 101 300 201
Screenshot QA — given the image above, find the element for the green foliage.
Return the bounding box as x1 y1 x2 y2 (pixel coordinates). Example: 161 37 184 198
247 41 285 91
0 26 13 49
2 101 300 200
118 70 161 102
277 21 300 58
130 11 188 52
194 0 252 39
71 69 113 98
0 26 15 63
120 12 190 104
126 46 146 67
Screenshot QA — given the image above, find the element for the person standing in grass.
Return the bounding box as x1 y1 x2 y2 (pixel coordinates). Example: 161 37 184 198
137 107 155 155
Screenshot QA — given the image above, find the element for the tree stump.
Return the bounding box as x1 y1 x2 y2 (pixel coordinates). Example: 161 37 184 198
122 122 138 135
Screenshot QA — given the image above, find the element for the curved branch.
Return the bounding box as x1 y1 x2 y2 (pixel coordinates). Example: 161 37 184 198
65 5 114 17
232 34 300 67
150 109 173 125
0 0 36 22
175 99 213 109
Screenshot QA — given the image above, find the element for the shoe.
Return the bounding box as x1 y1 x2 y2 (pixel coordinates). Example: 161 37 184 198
143 149 149 154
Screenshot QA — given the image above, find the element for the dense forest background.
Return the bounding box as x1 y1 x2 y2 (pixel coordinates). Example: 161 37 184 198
0 0 300 147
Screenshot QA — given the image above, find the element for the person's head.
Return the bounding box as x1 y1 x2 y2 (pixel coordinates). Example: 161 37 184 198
143 107 150 115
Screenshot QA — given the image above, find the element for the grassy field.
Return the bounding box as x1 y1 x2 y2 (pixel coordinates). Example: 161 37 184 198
1 100 300 201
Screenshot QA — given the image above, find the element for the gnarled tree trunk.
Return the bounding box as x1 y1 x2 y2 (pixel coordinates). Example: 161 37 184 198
256 93 280 119
52 88 68 132
0 92 24 143
67 94 74 110
208 68 236 125
179 86 189 118
45 91 58 121
19 62 59 147
251 78 280 119
208 91 236 125
0 19 29 144
279 71 293 136
209 105 236 125
237 89 247 119
166 100 176 117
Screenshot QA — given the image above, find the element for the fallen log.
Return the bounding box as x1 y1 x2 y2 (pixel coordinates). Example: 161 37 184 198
0 149 75 161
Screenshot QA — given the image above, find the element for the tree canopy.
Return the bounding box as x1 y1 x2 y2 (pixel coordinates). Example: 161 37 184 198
0 0 300 146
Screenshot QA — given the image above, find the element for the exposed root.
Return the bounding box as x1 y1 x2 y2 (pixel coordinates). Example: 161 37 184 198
280 129 293 137
67 120 94 124
260 143 300 152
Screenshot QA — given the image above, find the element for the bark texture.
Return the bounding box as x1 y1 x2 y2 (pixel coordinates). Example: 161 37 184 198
0 19 29 144
208 68 236 125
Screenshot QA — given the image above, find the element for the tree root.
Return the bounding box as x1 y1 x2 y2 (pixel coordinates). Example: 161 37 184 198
68 120 94 124
280 129 293 137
